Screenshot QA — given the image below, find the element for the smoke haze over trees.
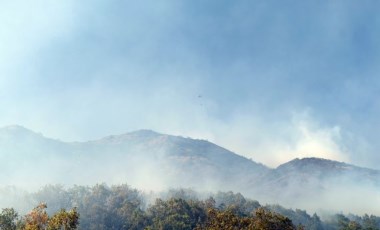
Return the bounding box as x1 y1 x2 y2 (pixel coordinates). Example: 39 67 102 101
1 126 379 216
1 184 379 230
1 1 379 229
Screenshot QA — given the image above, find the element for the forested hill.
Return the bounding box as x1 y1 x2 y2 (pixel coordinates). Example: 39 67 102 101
0 125 380 214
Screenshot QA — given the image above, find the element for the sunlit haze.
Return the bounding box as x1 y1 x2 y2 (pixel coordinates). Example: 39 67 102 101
1 1 379 169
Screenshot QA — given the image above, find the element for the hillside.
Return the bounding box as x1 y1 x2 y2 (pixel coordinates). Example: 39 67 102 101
0 125 269 191
1 125 379 214
259 158 380 213
261 157 380 192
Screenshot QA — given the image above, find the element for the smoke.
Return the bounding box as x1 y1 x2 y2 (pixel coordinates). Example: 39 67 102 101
180 109 349 168
0 0 379 170
269 112 349 166
0 0 379 220
275 174 380 216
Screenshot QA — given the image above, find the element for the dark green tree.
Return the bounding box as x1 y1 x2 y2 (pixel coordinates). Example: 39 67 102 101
147 198 206 230
0 208 18 230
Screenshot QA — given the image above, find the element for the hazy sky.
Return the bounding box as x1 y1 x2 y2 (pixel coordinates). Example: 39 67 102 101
1 0 379 168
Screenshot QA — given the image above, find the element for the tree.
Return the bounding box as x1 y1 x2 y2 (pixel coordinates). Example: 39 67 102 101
252 207 298 230
147 198 206 230
307 213 324 230
0 208 18 230
47 208 79 230
22 203 79 230
23 203 49 230
347 221 362 230
362 214 379 230
200 207 298 230
201 208 249 229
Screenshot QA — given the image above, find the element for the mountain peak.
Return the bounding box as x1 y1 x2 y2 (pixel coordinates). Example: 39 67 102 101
289 157 345 165
0 125 39 136
127 129 162 136
275 157 357 175
97 129 163 143
1 124 29 131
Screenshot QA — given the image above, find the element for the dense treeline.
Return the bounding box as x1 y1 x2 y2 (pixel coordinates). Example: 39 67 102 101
0 204 78 230
0 184 379 230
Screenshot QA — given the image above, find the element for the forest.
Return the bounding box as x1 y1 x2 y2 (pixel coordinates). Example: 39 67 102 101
0 184 379 230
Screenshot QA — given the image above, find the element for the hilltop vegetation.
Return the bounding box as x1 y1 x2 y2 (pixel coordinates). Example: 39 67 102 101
1 184 379 230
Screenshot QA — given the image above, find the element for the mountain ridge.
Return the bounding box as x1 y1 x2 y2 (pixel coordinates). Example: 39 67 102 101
0 125 379 214
0 125 377 172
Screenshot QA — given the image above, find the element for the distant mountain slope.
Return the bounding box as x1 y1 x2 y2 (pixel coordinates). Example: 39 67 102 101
75 129 270 191
257 157 380 212
267 157 380 190
0 126 269 191
276 157 380 180
1 125 379 214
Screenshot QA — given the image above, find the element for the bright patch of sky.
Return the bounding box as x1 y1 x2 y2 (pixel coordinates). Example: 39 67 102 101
1 0 379 168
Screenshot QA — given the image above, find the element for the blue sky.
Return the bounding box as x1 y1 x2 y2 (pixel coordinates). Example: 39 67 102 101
1 0 380 168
